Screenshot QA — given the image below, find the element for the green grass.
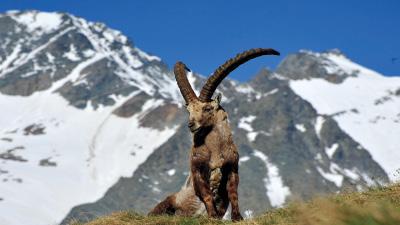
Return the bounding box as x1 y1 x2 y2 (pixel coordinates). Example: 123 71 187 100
71 183 400 225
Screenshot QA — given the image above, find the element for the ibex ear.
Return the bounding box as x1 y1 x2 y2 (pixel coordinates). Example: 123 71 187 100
214 93 222 105
184 65 191 72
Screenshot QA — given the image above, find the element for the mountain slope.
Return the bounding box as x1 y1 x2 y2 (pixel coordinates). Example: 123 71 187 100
285 51 400 180
0 10 398 225
0 10 182 225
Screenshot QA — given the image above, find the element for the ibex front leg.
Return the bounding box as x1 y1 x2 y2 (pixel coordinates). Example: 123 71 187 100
227 164 243 221
191 158 218 218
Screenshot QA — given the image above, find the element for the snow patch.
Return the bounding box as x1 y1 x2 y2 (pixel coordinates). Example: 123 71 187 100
82 49 95 58
187 71 200 96
239 156 250 163
0 44 22 76
361 173 380 186
253 150 291 207
166 169 176 176
122 46 143 68
236 84 255 94
314 116 325 138
246 132 258 142
265 88 279 97
255 88 279 100
317 166 343 187
238 115 256 132
272 73 288 80
46 53 55 63
135 47 161 62
238 115 259 142
11 11 63 33
343 168 360 181
63 44 81 61
244 209 253 219
325 143 339 158
295 124 306 132
314 153 324 164
140 99 164 114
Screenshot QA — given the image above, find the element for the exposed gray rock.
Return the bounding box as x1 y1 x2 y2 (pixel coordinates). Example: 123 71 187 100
0 138 12 142
39 158 57 167
24 124 45 135
0 70 53 96
113 92 152 117
0 146 27 162
139 103 185 130
56 58 138 109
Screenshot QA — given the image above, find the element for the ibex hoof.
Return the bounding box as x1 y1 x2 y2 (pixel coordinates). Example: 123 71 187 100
232 213 243 222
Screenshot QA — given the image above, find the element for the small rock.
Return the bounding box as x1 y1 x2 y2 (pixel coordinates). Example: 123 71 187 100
39 158 57 167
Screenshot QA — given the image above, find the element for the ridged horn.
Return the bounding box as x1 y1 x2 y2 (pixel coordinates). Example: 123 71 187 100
199 48 280 102
174 61 198 104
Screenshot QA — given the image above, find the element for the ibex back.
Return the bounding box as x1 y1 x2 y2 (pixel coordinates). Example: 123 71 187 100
149 48 280 221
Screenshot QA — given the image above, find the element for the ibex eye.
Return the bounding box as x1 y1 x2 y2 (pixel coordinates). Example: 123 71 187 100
203 106 213 112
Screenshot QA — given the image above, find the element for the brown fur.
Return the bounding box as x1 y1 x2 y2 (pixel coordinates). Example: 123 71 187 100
149 48 279 221
149 97 243 221
149 175 205 216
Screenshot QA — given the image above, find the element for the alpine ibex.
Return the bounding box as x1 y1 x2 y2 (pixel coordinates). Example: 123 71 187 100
149 48 280 221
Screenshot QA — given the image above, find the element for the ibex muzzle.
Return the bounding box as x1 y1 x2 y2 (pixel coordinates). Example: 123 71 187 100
149 48 280 221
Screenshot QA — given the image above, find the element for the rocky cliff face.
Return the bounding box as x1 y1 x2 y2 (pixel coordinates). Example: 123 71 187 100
0 10 398 225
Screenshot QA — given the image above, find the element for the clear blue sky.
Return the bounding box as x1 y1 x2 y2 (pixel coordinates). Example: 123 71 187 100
1 0 399 81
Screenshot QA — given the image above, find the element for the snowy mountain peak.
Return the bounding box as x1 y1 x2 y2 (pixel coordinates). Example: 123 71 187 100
277 49 382 83
323 48 345 56
0 11 184 225
0 10 179 109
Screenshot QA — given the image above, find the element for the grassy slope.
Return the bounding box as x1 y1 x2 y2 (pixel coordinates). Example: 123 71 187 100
71 184 400 225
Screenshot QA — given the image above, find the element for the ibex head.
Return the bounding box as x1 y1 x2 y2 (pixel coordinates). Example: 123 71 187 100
174 48 280 133
185 94 222 133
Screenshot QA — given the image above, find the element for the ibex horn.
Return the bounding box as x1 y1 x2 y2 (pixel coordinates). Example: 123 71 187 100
199 48 280 102
174 61 198 104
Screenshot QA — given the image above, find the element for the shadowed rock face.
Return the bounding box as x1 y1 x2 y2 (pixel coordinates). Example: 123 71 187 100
57 58 139 109
139 103 186 130
113 92 152 117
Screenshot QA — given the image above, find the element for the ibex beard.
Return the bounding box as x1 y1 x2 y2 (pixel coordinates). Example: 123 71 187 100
148 48 280 221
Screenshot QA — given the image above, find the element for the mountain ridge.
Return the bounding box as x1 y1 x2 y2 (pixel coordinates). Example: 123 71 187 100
0 10 398 225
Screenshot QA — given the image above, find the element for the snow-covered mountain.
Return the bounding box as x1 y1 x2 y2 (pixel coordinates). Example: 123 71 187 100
0 10 181 225
0 10 398 225
286 50 400 181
